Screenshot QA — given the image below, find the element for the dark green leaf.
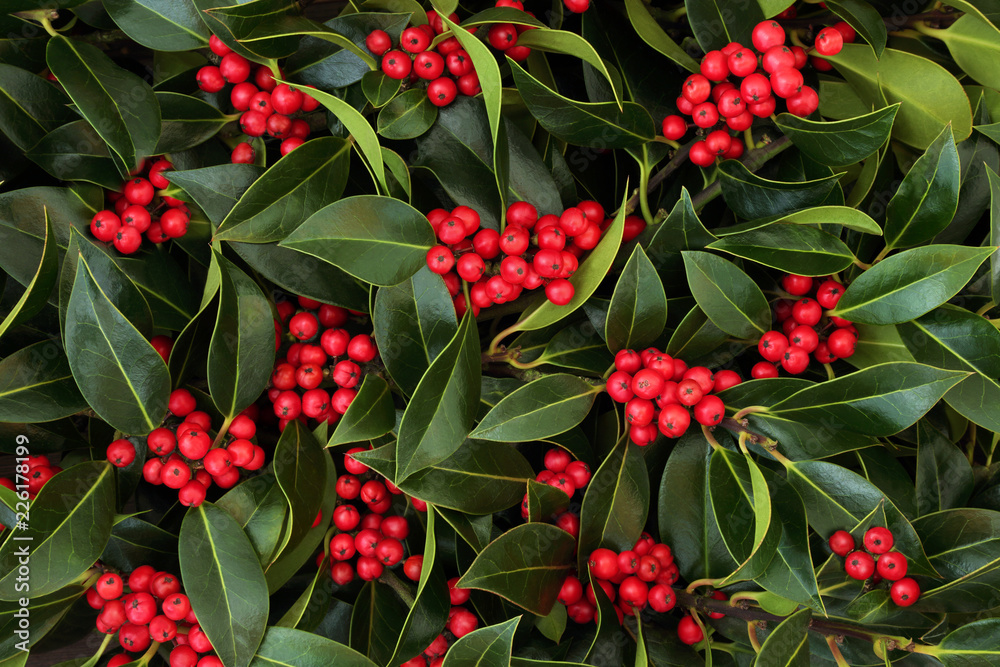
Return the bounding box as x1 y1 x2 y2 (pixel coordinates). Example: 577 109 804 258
0 462 114 600
708 223 857 275
361 70 400 108
754 608 810 666
208 252 275 419
471 374 601 442
435 507 492 553
200 0 300 59
775 104 898 166
685 0 763 51
605 245 667 352
46 35 159 172
328 375 395 447
280 195 435 287
513 29 621 106
527 478 571 523
0 586 84 658
441 617 519 667
458 523 575 616
645 187 717 285
832 245 997 325
718 159 843 220
372 265 457 396
216 475 287 566
65 255 169 434
215 137 352 243
0 64 73 151
826 0 888 57
116 250 200 331
508 60 655 149
251 627 376 666
884 124 961 249
935 619 1000 666
0 341 87 423
681 250 770 338
665 305 730 363
0 207 58 339
104 0 209 51
349 581 406 665
102 516 179 574
273 421 327 559
915 509 1000 613
179 502 269 667
26 120 121 189
531 321 614 374
914 422 974 515
578 440 649 571
622 0 699 72
377 88 437 140
166 163 264 226
395 313 480 481
155 91 231 154
989 167 1000 303
752 205 882 235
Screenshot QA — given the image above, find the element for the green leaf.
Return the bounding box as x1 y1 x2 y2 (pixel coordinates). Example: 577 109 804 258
0 341 87 423
237 13 373 64
527 478 571 523
372 266 457 396
0 462 114 600
665 305 730 363
103 516 179 574
508 60 655 149
280 195 435 287
179 502 269 667
826 0 888 57
273 421 327 560
436 507 492 553
46 35 160 173
932 13 1000 92
328 375 395 447
216 475 287 566
349 580 407 664
117 250 200 331
442 617 519 667
756 205 882 235
774 104 898 166
0 586 85 658
154 91 231 154
990 167 1000 304
707 223 857 275
103 0 209 51
513 188 627 332
914 422 973 515
754 608 810 666
0 64 74 151
166 163 264 226
884 124 961 249
718 159 843 220
761 362 967 436
251 627 377 666
915 509 1000 613
395 313 481 482
531 321 614 374
274 557 331 629
513 29 622 107
207 252 274 419
65 255 169 434
0 207 58 339
681 250 770 338
26 120 121 189
623 0 699 72
934 619 1000 666
360 70 400 108
471 374 601 442
825 44 973 149
215 137 351 243
377 88 437 140
645 187 717 285
577 441 649 571
287 82 387 194
831 245 997 325
685 0 764 51
458 523 575 616
605 245 667 352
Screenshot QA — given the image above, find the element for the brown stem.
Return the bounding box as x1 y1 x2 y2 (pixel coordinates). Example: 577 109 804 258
719 418 772 446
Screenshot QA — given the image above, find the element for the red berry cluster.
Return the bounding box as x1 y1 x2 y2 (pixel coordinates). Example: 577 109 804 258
86 565 223 667
752 273 858 378
520 447 593 536
425 200 645 316
557 538 681 626
195 35 319 161
106 388 265 507
366 1 536 109
0 454 61 512
606 349 742 445
661 19 851 167
269 297 378 431
89 159 191 254
829 527 921 607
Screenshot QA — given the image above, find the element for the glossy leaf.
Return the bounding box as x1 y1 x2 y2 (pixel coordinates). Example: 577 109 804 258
514 29 622 106
761 362 966 436
471 374 601 442
990 167 1000 304
0 207 58 339
154 91 232 153
179 503 269 667
442 617 519 667
104 0 209 51
328 375 395 447
622 0 699 72
0 462 115 600
361 70 400 108
350 581 407 665
682 250 770 338
508 60 655 149
826 0 887 57
645 187 717 285
251 627 376 666
0 64 74 151
46 35 160 172
215 137 351 243
273 421 327 559
215 476 287 566
395 313 481 482
708 223 857 275
759 205 882 235
825 44 973 149
377 88 438 140
0 586 85 658
532 322 614 374
718 159 843 220
208 252 275 419
754 608 810 666
935 619 1000 665
65 255 169 434
832 245 997 325
0 341 87 423
934 13 1000 91
915 509 1000 613
577 441 649 571
884 124 961 249
775 103 898 166
914 422 974 515
527 479 572 523
458 524 575 616
605 245 667 352
166 164 264 226
685 0 763 51
665 305 730 363
281 195 435 287
26 120 121 189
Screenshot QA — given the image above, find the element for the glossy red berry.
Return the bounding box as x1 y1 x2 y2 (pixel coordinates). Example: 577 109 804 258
751 20 785 52
366 29 391 55
427 77 457 107
219 53 251 83
677 616 703 645
827 328 857 359
845 550 876 580
877 551 908 581
864 526 894 554
815 26 844 56
693 395 725 426
890 577 920 606
382 50 412 79
829 530 855 557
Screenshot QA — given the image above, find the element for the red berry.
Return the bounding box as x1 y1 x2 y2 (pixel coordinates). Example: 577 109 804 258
758 330 789 362
693 395 725 426
877 551 908 581
827 328 857 359
700 50 729 81
816 280 845 309
786 85 819 117
658 403 691 438
209 34 232 56
366 29 392 56
770 67 804 99
691 102 720 128
427 77 457 107
864 526 894 554
220 53 251 83
662 114 686 141
845 550 876 580
727 48 757 78
588 548 619 580
107 439 135 467
401 26 431 53
196 66 225 92
792 298 822 326
788 325 819 353
382 50 412 79
545 279 574 306
751 20 785 51
815 26 844 56
780 345 810 374
889 577 920 606
689 141 715 167
829 530 855 557
414 51 445 79
231 142 255 164
677 616 703 645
